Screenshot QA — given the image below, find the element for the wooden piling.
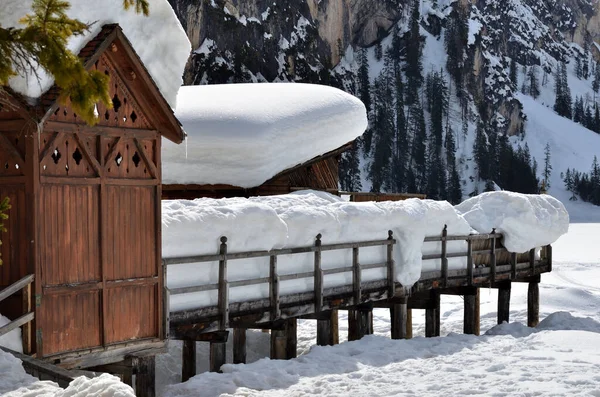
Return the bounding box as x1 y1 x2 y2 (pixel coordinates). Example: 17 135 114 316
464 288 480 335
317 311 338 346
233 328 247 364
406 309 413 339
270 319 297 359
390 297 408 339
181 340 196 382
528 280 540 327
497 281 511 324
209 341 226 373
135 356 156 397
425 291 440 337
348 305 373 341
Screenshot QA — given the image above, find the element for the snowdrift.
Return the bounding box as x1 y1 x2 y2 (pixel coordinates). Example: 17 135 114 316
163 191 567 312
163 83 368 188
0 0 191 108
455 191 569 253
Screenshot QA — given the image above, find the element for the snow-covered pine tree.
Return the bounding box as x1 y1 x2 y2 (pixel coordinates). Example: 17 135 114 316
405 0 423 105
543 143 552 189
528 65 540 99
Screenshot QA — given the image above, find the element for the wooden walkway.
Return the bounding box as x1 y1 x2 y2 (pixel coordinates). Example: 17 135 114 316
165 228 552 379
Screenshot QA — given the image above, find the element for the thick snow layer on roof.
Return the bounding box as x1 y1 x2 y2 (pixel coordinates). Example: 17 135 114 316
0 0 190 108
163 191 470 311
455 191 569 253
163 83 368 188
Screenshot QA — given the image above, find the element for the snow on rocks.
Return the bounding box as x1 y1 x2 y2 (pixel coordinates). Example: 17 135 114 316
0 0 191 108
163 191 470 311
164 83 368 188
455 191 569 253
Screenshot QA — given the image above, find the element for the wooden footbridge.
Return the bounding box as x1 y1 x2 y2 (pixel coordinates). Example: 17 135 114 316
164 226 552 382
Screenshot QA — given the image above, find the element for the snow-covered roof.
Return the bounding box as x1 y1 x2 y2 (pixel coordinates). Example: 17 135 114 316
0 0 191 109
163 83 368 188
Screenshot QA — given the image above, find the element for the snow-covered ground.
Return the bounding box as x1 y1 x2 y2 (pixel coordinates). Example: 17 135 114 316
2 223 599 396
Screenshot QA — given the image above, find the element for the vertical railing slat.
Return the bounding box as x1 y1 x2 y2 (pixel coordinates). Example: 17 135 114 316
441 225 448 287
490 229 497 283
314 234 323 313
352 246 361 305
218 236 229 329
467 239 473 285
270 255 280 321
511 252 518 280
387 230 395 298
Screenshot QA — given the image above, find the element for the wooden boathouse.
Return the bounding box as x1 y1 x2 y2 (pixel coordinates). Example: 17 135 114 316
0 24 184 395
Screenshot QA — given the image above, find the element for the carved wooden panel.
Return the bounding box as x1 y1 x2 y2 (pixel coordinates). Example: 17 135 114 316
103 136 157 179
48 54 152 130
0 132 26 177
39 131 100 178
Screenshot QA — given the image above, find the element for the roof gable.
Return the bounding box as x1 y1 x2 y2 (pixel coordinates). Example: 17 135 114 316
4 24 184 143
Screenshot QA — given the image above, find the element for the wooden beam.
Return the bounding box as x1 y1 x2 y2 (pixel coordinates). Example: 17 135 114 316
348 305 373 341
181 340 196 383
497 281 511 325
270 319 297 360
425 291 440 337
464 288 480 335
316 311 337 346
233 328 246 364
390 298 408 339
527 281 540 327
134 356 155 397
209 342 226 373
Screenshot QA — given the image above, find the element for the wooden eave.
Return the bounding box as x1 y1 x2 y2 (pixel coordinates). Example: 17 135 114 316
2 24 185 143
163 140 354 192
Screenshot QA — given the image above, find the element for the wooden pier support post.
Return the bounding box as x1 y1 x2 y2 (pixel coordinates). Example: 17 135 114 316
463 288 480 335
135 356 156 397
348 304 373 341
406 309 413 339
497 281 511 324
270 319 297 359
390 297 408 339
425 291 440 337
233 328 247 364
528 278 540 327
181 340 196 382
317 310 339 346
210 341 227 373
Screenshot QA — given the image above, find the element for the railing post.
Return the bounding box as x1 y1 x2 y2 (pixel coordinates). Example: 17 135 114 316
314 234 323 313
218 236 229 329
467 239 473 285
352 246 361 305
490 229 497 283
510 252 517 280
22 281 32 355
441 225 448 287
270 255 280 321
529 248 536 272
387 230 395 298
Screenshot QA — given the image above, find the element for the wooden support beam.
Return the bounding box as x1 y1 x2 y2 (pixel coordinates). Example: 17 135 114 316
209 342 226 373
348 305 373 341
425 291 440 337
181 340 196 383
406 309 413 339
528 281 540 327
497 281 511 325
233 328 247 364
134 356 155 397
464 288 480 335
316 311 338 346
390 297 408 339
270 319 297 360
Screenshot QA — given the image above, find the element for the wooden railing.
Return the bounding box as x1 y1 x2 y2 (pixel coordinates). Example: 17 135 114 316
164 232 396 329
0 274 34 353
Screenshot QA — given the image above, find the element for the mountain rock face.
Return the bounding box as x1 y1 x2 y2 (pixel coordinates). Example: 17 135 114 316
168 0 600 200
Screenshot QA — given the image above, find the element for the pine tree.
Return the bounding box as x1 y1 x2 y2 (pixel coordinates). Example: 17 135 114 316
575 57 583 79
405 0 423 105
410 103 427 189
0 0 150 124
543 143 552 189
339 145 362 192
585 104 594 129
509 57 518 89
528 65 540 99
369 65 395 192
554 62 572 119
473 123 489 181
594 104 600 133
573 96 584 123
374 41 383 62
356 48 373 153
593 61 600 94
